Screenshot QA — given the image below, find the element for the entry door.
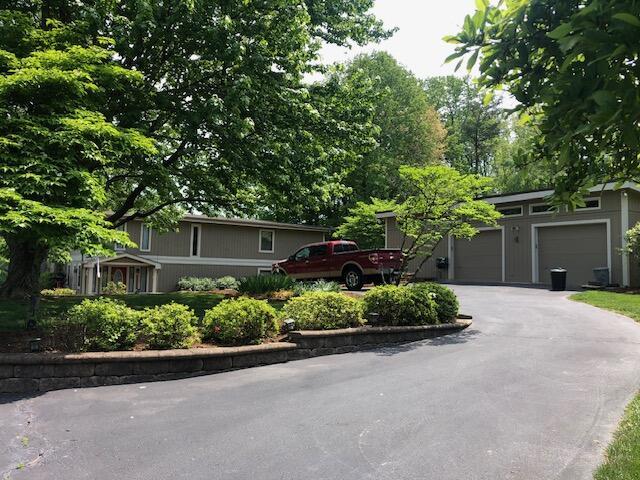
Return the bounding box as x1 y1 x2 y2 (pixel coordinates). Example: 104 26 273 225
111 267 127 285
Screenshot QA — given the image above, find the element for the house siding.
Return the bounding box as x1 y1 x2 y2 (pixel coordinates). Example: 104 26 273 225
385 190 633 287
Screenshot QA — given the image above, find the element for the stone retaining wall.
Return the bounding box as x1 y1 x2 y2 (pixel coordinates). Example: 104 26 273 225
0 321 471 394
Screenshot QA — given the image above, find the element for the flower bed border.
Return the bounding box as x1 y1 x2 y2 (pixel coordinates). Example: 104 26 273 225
0 320 471 394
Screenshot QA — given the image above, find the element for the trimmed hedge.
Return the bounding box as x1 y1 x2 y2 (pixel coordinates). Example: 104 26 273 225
409 283 459 322
203 297 279 345
281 292 364 330
177 276 240 291
363 285 438 326
41 288 76 296
141 302 200 349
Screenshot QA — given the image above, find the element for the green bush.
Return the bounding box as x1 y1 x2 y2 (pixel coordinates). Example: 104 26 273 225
409 283 459 322
281 292 364 330
177 276 240 291
293 279 341 296
238 274 296 295
103 281 127 295
363 285 438 326
140 302 200 349
203 297 279 345
41 287 76 296
51 298 141 351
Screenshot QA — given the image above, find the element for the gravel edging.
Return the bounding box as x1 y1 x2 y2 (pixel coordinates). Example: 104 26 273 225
0 320 471 394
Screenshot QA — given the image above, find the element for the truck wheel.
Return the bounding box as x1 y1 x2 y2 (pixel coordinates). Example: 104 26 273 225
343 268 364 291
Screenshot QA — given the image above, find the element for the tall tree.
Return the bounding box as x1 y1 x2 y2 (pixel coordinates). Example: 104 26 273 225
423 75 504 176
446 0 640 206
340 52 446 209
0 0 390 298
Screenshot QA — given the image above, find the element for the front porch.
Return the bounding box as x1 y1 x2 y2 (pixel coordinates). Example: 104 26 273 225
81 254 161 295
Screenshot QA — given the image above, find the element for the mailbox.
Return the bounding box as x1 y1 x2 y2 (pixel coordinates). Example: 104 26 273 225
436 257 449 270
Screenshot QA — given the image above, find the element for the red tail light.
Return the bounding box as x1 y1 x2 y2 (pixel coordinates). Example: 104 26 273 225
368 253 379 264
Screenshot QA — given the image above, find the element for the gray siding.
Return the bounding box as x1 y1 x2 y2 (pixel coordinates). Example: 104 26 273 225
385 190 633 286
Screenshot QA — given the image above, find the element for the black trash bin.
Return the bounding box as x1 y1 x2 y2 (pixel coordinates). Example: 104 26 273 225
550 268 567 291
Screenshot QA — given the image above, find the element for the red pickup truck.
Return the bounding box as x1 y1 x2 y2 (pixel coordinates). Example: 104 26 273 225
272 240 403 291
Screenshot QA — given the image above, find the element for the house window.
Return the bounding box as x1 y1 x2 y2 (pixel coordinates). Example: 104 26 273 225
140 224 151 252
114 223 127 250
497 206 523 217
190 224 201 257
257 268 272 276
529 203 558 215
259 229 275 253
576 197 601 211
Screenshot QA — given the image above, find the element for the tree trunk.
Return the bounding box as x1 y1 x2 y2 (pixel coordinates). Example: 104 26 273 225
0 235 49 299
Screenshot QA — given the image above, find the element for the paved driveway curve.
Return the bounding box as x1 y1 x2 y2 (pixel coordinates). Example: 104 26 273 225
2 286 640 480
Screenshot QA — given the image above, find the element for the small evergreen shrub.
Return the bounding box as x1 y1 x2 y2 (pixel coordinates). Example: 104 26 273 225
53 298 141 351
213 276 240 290
203 297 279 345
41 287 76 296
177 276 240 291
281 292 364 330
103 281 127 295
293 279 341 296
363 285 438 326
238 274 296 295
409 283 459 322
140 302 200 349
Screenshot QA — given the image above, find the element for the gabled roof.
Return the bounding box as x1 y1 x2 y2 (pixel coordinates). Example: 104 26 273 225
83 253 162 269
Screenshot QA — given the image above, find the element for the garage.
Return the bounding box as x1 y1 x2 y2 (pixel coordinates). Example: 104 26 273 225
454 229 503 282
536 222 609 289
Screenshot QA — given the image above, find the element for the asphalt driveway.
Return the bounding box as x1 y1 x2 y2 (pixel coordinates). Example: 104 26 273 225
2 285 640 480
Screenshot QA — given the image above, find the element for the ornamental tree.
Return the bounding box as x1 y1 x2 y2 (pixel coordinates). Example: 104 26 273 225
446 0 640 206
0 0 390 298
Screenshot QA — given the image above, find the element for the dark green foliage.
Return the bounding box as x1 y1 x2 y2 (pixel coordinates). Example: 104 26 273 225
363 285 438 326
203 298 279 345
238 275 296 295
409 283 459 322
47 297 140 352
292 280 342 296
447 0 640 204
281 292 364 330
140 302 200 349
333 199 396 249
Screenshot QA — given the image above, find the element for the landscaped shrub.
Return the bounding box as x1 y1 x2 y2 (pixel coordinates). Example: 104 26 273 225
103 281 127 295
203 297 279 345
41 287 76 296
409 283 459 322
213 276 240 290
177 277 217 291
238 274 296 295
280 292 364 330
293 279 341 296
363 285 437 326
50 298 141 351
177 276 240 291
140 302 200 349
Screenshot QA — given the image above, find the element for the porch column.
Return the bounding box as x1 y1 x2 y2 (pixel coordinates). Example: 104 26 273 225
152 268 159 293
86 266 94 295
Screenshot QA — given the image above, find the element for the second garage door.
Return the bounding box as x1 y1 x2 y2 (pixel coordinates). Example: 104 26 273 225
537 223 608 289
454 229 503 282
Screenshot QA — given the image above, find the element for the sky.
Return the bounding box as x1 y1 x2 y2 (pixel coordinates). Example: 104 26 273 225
319 0 478 79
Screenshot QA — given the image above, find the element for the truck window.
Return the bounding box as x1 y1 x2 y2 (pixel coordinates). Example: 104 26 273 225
294 247 310 261
309 245 328 257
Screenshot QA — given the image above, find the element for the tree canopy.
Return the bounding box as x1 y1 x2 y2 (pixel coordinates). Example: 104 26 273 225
423 75 504 176
446 0 640 205
0 0 390 297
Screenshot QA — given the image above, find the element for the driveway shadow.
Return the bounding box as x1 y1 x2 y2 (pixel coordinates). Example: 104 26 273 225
372 328 481 356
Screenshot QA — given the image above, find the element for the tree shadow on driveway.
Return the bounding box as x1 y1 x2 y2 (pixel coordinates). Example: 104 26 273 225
371 328 481 356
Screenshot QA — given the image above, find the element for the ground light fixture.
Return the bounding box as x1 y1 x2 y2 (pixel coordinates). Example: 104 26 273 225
283 318 296 332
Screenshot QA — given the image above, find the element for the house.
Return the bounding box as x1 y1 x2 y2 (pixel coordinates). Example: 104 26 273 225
378 182 640 289
67 215 329 294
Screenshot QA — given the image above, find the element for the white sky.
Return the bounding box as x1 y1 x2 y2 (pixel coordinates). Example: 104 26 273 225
319 0 478 79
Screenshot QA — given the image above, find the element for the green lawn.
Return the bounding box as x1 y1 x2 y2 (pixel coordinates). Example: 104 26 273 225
570 291 640 323
0 292 230 331
594 391 640 480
